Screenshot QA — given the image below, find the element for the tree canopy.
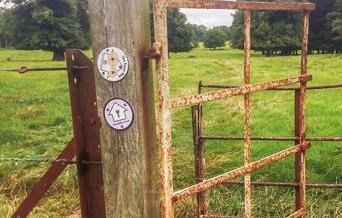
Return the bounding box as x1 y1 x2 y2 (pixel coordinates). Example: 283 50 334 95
203 28 226 49
167 8 194 53
230 10 301 55
3 0 340 57
0 9 9 48
309 0 337 53
230 0 341 55
2 0 90 60
190 24 207 47
328 0 342 50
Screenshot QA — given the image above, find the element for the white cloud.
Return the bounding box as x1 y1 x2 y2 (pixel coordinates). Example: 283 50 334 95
180 9 236 28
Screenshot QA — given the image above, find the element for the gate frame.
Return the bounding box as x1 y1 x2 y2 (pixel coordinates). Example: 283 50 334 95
192 83 342 218
152 1 316 217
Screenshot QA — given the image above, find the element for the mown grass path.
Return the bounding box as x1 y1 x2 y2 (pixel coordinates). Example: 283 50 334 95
0 47 341 217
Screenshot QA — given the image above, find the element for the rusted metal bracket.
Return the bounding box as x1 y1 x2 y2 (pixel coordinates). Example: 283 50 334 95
300 142 311 151
66 49 106 218
144 42 162 59
11 50 106 218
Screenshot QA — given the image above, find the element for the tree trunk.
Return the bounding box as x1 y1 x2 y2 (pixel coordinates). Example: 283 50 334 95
52 50 65 61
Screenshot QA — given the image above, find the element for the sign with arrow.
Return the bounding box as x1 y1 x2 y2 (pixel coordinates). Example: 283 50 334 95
104 98 134 130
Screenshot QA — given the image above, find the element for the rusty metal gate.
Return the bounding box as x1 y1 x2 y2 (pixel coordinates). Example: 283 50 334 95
192 83 342 217
152 1 317 217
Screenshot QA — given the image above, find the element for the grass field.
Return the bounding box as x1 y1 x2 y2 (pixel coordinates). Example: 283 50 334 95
0 45 341 217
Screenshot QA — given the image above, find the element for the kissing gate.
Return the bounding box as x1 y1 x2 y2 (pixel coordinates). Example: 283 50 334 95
7 0 342 218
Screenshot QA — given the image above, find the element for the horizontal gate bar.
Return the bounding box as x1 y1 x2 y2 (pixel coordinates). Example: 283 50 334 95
172 143 309 202
171 75 312 108
166 0 315 11
201 136 342 142
201 215 241 218
227 181 298 187
286 208 304 218
202 136 296 141
308 136 342 141
223 181 342 189
200 83 342 91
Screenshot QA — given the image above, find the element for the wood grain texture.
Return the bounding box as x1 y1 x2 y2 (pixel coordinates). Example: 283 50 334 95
88 0 161 217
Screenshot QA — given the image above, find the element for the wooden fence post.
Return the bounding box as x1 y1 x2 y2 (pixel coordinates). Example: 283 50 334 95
87 0 161 217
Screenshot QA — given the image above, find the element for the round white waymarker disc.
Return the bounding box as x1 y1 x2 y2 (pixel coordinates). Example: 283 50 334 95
104 98 134 130
97 47 129 82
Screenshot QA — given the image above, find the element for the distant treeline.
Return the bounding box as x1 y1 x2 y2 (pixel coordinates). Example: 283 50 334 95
230 0 342 55
0 0 90 60
0 0 341 59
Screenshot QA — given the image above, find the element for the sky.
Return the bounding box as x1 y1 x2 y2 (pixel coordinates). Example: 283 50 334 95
0 2 235 28
180 9 236 28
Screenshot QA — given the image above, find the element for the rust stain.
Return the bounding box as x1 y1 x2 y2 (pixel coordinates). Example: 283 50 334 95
153 1 317 217
172 144 309 202
166 0 315 11
170 75 312 108
243 9 252 218
286 208 305 218
154 0 174 217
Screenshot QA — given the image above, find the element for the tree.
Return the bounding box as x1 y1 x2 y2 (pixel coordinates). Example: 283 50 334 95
76 0 91 47
230 9 301 55
203 28 226 49
0 9 9 48
167 8 194 53
150 5 195 53
191 24 207 47
5 0 90 60
328 0 342 52
230 10 244 50
309 0 336 53
212 26 231 41
230 0 340 55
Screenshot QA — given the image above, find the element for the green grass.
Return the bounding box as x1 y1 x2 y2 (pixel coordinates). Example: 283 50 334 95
0 46 341 217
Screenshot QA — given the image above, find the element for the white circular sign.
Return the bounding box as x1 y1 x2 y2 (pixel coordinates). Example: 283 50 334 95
104 98 134 130
97 47 129 82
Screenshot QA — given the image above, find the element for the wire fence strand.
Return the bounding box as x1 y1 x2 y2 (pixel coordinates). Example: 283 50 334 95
0 157 76 164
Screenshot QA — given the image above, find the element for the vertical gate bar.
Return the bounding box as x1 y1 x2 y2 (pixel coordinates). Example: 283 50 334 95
198 82 208 216
153 1 174 217
294 89 302 212
193 81 208 217
66 50 106 218
295 10 310 217
243 9 252 218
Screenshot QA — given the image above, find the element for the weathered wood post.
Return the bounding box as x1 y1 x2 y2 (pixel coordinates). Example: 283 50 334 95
87 0 161 217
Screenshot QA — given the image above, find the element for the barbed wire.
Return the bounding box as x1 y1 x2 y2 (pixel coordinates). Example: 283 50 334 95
0 66 67 74
0 157 102 165
0 157 76 164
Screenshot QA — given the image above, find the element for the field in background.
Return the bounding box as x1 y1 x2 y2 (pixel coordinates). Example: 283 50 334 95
0 45 341 217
